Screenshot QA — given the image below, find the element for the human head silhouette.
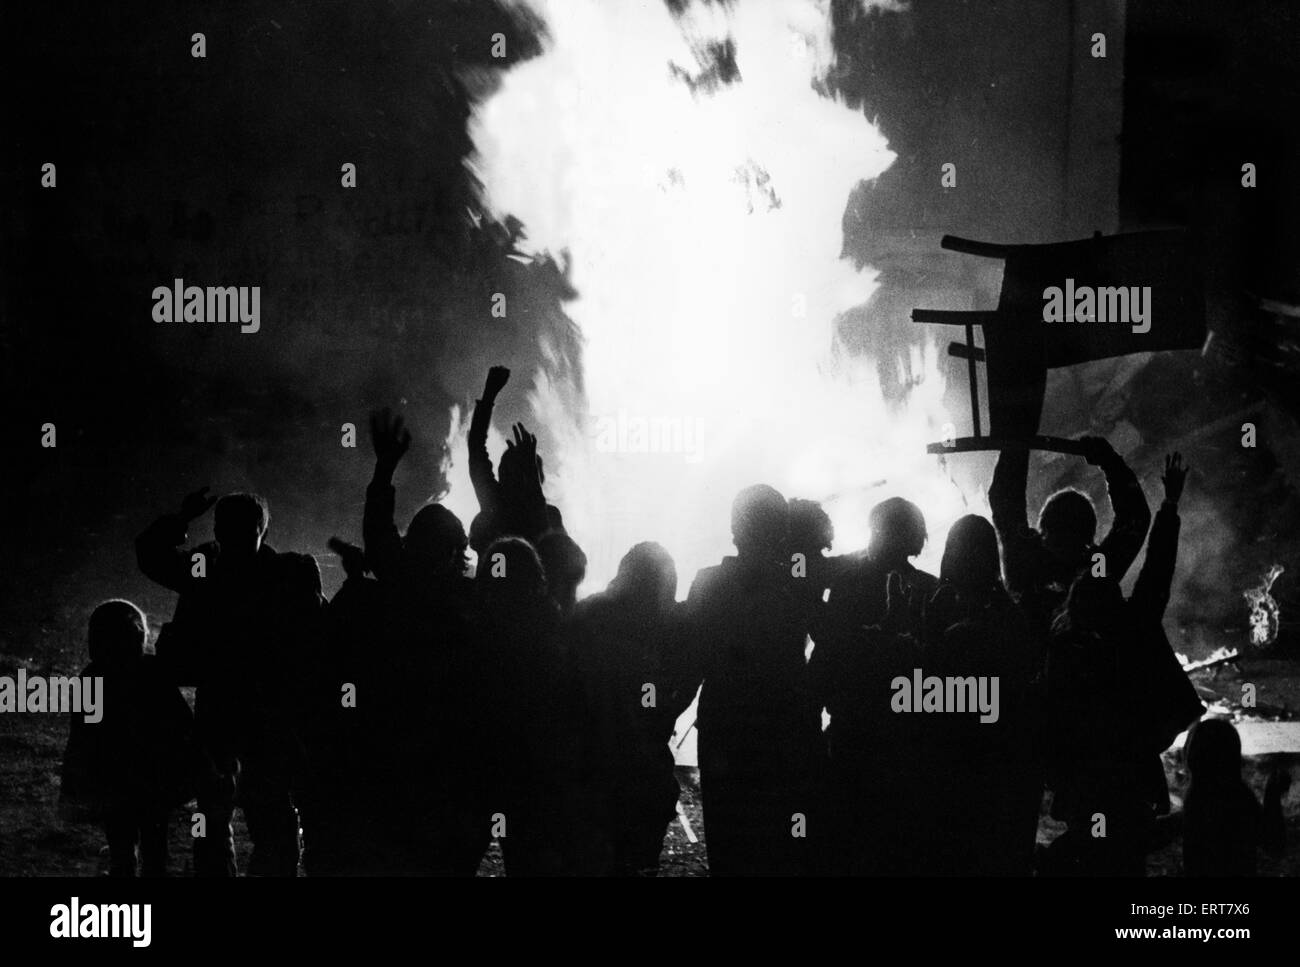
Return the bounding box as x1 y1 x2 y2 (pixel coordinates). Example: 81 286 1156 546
940 514 1001 591
609 541 677 613
88 599 148 668
538 532 588 617
731 484 788 563
1038 488 1097 569
477 536 548 608
788 498 833 556
867 496 926 566
404 503 469 579
214 493 269 562
469 511 493 558
1185 717 1242 787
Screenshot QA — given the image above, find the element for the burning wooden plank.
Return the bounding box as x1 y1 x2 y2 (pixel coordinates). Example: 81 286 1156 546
1177 647 1242 673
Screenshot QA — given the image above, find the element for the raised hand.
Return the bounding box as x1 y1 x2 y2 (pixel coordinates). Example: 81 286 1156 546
327 536 367 581
369 407 411 472
483 365 510 400
500 422 544 501
1162 451 1188 505
179 485 218 522
502 422 533 457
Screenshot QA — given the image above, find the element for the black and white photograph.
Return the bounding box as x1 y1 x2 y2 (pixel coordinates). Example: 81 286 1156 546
2 0 1299 950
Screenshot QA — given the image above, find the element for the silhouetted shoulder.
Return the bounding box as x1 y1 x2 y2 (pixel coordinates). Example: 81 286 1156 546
687 562 729 603
909 566 940 595
137 652 165 679
274 550 323 592
572 591 615 623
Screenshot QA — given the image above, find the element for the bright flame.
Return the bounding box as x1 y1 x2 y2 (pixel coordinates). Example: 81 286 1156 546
1244 564 1284 649
456 0 969 593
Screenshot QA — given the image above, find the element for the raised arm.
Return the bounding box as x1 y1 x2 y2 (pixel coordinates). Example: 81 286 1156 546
1130 453 1186 623
1085 436 1152 583
468 366 510 517
988 448 1037 596
498 422 551 541
136 486 218 593
363 408 410 582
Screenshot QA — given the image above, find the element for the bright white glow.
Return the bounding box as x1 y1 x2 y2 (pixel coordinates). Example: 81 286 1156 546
451 0 970 594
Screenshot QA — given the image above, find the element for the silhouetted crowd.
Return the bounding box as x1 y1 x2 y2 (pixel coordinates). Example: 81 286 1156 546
60 366 1290 876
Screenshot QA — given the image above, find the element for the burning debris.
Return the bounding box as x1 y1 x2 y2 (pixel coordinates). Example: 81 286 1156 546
1177 647 1242 675
1244 564 1284 649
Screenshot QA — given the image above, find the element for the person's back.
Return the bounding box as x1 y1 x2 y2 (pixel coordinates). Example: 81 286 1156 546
538 531 588 620
690 557 810 742
1184 783 1264 877
922 614 1037 876
817 614 923 875
1045 575 1165 875
368 572 478 873
137 488 323 876
812 497 935 874
139 493 322 735
824 496 937 641
1183 717 1288 877
60 600 198 877
989 436 1151 646
474 536 579 875
921 515 1040 876
359 409 489 873
172 544 320 731
571 542 684 875
684 485 817 876
297 545 388 875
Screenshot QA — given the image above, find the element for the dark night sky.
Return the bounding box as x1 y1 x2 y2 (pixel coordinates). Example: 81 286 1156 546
3 1 574 614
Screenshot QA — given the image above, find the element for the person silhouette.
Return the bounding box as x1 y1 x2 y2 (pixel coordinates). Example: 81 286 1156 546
538 531 588 620
467 366 565 553
356 407 480 875
1043 453 1203 876
681 484 819 875
570 542 687 875
474 536 583 875
824 496 938 641
137 489 323 876
922 514 1041 876
1183 717 1289 876
60 600 201 876
990 436 1151 643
